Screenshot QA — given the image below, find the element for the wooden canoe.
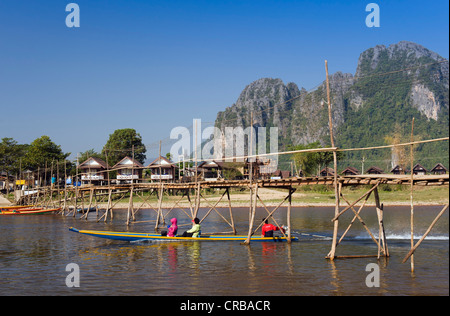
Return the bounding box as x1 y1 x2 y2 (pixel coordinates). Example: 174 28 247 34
0 208 61 215
0 205 34 210
69 227 298 242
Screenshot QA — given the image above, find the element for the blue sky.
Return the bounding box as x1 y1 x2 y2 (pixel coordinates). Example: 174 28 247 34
0 0 448 160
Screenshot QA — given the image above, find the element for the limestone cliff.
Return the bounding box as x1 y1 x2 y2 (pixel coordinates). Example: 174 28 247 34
215 41 449 155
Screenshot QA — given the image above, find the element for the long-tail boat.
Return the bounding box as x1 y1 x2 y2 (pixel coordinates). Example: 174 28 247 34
69 227 297 242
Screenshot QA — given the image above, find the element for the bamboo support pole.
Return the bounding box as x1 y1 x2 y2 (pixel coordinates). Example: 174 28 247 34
126 187 134 226
325 60 340 261
410 117 415 272
243 184 258 245
374 187 389 258
81 189 94 220
193 182 201 219
402 204 449 264
226 188 237 235
107 189 113 221
331 182 380 222
287 186 293 243
73 179 79 216
339 191 382 250
154 184 164 231
253 191 292 238
337 191 372 246
199 190 227 223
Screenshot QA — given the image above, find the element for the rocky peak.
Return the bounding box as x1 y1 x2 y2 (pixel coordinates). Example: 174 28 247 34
354 41 448 120
215 78 301 134
355 41 446 78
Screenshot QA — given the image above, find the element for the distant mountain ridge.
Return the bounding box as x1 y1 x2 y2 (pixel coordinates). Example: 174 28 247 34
215 41 449 168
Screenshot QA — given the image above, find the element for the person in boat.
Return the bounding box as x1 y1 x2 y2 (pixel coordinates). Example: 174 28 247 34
181 217 201 237
261 217 285 237
161 218 178 237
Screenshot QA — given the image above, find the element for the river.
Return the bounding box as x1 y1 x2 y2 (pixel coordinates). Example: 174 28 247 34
0 205 448 296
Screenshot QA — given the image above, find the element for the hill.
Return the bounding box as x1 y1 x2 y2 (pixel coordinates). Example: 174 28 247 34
215 41 449 171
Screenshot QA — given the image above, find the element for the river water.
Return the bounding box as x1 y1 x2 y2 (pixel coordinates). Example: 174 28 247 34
0 205 448 296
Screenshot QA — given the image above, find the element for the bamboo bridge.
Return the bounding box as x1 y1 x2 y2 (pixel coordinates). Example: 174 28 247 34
19 173 449 266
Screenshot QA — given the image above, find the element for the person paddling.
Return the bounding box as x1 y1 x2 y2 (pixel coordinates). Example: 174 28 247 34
261 217 285 237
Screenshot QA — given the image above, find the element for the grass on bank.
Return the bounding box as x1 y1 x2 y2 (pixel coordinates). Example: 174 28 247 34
125 184 449 205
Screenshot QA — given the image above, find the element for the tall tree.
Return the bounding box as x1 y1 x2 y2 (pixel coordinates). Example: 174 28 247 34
102 129 146 166
78 149 103 162
23 136 69 170
290 141 343 176
0 138 28 192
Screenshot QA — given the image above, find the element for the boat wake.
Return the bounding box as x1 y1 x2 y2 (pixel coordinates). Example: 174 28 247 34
354 233 449 241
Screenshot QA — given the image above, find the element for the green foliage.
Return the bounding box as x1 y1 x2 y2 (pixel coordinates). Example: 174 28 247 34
337 52 449 170
23 136 69 170
288 141 344 176
78 149 104 162
0 137 28 175
102 128 147 166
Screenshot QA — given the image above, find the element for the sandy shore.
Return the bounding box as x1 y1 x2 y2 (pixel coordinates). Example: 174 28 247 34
0 195 12 207
2 187 447 209
91 187 449 209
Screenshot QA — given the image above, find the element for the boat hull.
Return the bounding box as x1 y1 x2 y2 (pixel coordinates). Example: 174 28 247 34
69 227 298 242
0 208 60 215
0 205 34 210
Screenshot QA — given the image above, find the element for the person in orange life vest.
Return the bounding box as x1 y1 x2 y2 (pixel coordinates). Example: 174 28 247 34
261 217 285 237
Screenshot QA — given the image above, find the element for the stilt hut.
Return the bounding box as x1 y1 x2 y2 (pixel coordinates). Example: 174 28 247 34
112 156 144 183
391 165 408 175
78 157 108 186
198 161 222 180
147 156 178 182
412 163 427 175
319 167 335 177
341 167 359 176
430 163 447 175
366 166 384 174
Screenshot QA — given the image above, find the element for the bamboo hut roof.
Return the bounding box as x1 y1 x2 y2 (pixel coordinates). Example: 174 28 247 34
319 167 335 176
111 156 144 170
390 165 409 173
78 157 108 170
147 156 178 169
198 161 220 169
341 166 360 175
430 163 447 172
366 166 384 174
412 163 427 172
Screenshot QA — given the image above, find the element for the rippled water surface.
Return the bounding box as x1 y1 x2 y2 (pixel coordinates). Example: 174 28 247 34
0 205 448 296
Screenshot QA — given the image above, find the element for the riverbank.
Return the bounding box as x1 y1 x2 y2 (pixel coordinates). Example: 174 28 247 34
3 185 447 209
0 195 12 206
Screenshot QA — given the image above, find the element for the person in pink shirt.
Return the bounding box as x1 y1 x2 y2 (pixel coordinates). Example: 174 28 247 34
161 218 178 237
